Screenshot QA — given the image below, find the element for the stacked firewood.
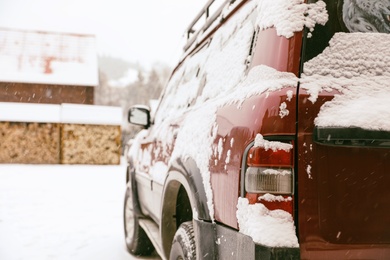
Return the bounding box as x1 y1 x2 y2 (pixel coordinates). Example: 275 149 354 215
61 124 121 165
0 122 121 165
0 122 60 164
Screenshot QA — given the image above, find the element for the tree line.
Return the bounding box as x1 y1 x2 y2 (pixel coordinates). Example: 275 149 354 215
95 56 171 143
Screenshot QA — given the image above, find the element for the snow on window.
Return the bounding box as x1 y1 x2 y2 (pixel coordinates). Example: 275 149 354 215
256 0 328 38
155 2 257 127
301 32 390 131
194 3 257 104
155 58 205 125
303 33 390 79
236 197 299 248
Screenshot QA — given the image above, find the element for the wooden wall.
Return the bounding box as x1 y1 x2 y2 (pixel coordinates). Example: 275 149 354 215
0 82 94 104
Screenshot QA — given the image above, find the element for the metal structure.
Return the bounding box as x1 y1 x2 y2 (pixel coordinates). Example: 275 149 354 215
184 0 241 51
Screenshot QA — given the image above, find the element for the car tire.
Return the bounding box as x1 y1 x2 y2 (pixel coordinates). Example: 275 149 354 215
123 185 154 256
169 221 196 260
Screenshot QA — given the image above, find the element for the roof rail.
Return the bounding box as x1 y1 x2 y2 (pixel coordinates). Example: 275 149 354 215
184 0 238 52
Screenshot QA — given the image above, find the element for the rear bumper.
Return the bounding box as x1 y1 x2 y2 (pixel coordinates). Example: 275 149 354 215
193 219 300 259
301 242 390 259
255 244 300 260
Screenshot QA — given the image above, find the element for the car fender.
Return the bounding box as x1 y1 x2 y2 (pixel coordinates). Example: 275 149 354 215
160 156 214 258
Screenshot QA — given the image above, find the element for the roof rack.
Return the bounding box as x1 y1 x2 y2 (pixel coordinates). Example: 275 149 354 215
184 0 238 52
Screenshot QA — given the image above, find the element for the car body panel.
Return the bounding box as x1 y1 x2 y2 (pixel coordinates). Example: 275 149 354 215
125 0 390 259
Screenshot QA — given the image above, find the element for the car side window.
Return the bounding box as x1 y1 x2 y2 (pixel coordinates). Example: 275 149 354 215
193 6 257 104
154 4 257 126
154 43 209 125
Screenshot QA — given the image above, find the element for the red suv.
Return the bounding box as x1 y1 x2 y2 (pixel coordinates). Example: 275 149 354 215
124 0 390 259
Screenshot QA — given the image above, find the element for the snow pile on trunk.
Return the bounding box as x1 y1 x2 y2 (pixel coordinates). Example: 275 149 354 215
237 197 299 248
314 77 390 130
301 32 390 131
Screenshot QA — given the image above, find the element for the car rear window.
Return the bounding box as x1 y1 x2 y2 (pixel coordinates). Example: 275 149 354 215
303 0 390 63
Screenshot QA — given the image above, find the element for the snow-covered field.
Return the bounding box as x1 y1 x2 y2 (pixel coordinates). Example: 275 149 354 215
0 158 159 260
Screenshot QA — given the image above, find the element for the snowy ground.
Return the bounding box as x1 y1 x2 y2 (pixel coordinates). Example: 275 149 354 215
0 158 159 260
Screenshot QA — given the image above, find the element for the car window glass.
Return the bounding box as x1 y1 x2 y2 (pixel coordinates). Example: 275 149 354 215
154 43 209 125
194 5 257 104
304 0 390 63
153 2 258 127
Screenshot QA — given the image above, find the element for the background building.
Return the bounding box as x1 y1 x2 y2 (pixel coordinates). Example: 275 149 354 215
0 28 122 165
0 27 98 104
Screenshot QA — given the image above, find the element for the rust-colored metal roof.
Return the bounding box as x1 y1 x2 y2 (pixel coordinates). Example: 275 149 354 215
0 27 98 86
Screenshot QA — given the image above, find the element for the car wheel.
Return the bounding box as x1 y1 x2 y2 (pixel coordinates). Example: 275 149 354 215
170 221 196 260
123 185 154 256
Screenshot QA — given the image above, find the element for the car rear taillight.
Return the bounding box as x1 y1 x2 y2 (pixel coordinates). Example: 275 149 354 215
244 134 294 214
245 166 292 194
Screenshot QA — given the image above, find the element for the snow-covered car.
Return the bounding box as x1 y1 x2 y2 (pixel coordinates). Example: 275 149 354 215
124 0 390 259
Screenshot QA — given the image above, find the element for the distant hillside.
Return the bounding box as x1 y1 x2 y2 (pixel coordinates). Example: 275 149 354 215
98 55 142 80
95 55 172 139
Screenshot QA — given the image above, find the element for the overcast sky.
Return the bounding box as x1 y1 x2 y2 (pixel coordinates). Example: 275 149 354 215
0 0 205 68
